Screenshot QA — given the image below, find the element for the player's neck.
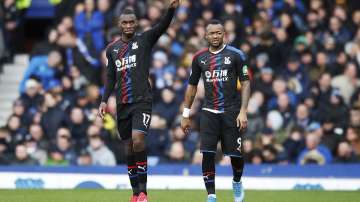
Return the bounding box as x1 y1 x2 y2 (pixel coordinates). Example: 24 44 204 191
121 33 135 43
209 44 226 54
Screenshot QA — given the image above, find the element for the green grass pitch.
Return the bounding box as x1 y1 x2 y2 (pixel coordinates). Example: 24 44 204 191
0 190 359 202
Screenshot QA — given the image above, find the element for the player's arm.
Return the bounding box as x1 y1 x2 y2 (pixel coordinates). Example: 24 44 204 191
98 48 116 119
144 0 179 45
181 57 201 134
236 56 251 130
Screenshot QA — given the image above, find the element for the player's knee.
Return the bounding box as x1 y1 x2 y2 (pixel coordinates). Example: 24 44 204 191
132 138 145 152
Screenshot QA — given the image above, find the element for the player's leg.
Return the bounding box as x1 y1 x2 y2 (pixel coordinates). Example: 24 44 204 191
200 111 221 202
118 117 139 201
131 103 152 201
221 111 245 202
117 105 139 202
231 156 245 202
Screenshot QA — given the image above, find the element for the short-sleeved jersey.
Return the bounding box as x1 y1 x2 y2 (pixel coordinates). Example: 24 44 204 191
189 45 249 112
101 8 175 104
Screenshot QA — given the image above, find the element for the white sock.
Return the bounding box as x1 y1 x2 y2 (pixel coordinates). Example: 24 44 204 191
208 194 216 198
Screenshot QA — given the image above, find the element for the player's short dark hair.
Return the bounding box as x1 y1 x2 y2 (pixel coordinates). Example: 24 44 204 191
120 8 137 18
206 19 223 27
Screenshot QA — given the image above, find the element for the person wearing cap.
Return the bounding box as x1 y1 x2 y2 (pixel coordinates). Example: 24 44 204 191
19 79 44 115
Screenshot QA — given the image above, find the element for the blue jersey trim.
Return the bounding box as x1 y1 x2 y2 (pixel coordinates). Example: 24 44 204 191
226 46 246 61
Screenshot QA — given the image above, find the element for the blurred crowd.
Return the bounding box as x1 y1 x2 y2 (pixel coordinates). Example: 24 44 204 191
1 0 360 166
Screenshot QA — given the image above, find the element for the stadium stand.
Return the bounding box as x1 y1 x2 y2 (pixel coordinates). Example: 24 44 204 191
0 0 360 168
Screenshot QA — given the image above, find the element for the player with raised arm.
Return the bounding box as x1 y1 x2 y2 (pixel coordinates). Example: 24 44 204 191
181 20 251 202
98 1 179 202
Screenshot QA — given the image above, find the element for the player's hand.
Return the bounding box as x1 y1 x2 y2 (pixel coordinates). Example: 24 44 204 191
98 102 107 120
181 117 191 135
169 0 180 8
236 110 248 131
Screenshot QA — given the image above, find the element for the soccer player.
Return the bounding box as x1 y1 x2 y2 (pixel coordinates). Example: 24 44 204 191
98 1 179 202
181 20 251 202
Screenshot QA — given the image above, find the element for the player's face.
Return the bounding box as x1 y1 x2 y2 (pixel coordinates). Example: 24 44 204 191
119 14 138 37
205 24 225 48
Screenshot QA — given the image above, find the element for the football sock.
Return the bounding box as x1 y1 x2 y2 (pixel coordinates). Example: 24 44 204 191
135 150 147 194
127 154 139 196
202 152 216 195
231 156 244 182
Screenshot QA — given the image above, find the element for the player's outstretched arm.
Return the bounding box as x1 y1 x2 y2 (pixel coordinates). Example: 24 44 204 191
181 84 197 134
98 49 116 119
237 80 251 130
144 0 179 45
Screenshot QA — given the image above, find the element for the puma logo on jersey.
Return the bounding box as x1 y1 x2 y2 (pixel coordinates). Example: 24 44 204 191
201 60 206 65
113 48 119 53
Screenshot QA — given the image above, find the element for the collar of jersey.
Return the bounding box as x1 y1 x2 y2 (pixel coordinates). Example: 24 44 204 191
120 33 138 43
209 44 227 55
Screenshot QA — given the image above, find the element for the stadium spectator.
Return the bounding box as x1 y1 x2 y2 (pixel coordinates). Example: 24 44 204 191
54 127 77 165
74 0 105 55
24 137 47 165
153 88 179 126
345 126 360 156
298 133 333 165
27 124 49 151
77 149 92 166
19 79 44 115
41 93 66 139
165 141 189 163
331 62 360 104
86 126 116 166
11 144 38 166
244 91 265 140
65 107 89 147
2 0 21 61
147 113 169 156
19 50 63 93
0 127 11 164
46 148 69 166
283 128 305 163
334 141 359 163
97 0 114 31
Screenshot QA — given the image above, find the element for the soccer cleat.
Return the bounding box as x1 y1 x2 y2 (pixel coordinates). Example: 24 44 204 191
207 195 217 202
233 181 245 202
130 195 138 202
137 192 148 202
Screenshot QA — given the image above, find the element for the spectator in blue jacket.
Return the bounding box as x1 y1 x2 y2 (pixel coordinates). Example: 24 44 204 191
298 132 333 165
19 50 63 93
74 0 104 55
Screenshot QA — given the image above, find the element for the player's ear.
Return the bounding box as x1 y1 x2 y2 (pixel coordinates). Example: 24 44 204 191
134 19 139 27
205 32 209 41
